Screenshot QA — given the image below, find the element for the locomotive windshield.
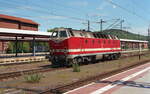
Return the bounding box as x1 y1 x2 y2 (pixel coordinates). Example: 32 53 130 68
59 31 67 37
51 31 58 38
51 30 68 38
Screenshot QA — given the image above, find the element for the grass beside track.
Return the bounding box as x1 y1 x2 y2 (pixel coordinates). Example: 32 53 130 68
1 53 150 92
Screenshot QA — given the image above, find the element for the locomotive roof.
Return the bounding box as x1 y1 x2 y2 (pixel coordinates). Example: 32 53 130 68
54 28 118 39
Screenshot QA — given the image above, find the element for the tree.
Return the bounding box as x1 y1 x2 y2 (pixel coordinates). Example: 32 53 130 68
47 27 65 32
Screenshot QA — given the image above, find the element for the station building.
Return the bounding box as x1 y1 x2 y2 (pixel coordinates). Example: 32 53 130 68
0 14 39 53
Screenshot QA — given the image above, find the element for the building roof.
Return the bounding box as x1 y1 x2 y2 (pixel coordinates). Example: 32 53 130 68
0 14 39 25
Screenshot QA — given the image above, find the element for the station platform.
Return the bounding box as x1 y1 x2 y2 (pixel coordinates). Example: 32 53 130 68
64 62 150 94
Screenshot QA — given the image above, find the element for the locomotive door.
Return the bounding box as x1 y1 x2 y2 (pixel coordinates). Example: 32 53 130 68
79 38 84 55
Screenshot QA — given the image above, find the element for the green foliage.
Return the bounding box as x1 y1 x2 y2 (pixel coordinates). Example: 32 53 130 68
22 42 30 53
6 42 30 53
101 29 147 40
24 74 43 83
6 42 15 53
47 27 65 32
72 63 80 72
6 41 49 53
47 29 55 32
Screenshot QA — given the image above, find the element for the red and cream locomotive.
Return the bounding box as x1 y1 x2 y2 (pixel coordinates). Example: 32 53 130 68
49 28 121 66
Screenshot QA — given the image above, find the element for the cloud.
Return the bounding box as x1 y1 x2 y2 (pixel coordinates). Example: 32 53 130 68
97 0 116 10
96 2 108 10
18 6 33 10
38 15 66 20
0 9 15 13
68 1 88 7
112 5 116 8
131 27 148 36
89 13 106 17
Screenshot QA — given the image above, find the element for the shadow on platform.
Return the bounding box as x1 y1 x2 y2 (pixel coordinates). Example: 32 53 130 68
95 80 150 89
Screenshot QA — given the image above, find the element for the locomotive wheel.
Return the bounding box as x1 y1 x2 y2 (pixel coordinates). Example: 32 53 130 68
107 54 112 60
51 57 66 67
71 57 83 65
113 54 117 60
117 53 121 59
51 60 60 67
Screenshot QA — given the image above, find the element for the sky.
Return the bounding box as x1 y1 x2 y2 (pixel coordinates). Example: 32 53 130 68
0 0 150 35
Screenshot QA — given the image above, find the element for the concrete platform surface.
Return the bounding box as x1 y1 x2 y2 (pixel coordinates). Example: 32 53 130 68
64 62 150 94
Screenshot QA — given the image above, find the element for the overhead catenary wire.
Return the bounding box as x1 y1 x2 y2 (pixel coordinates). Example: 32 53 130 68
105 0 150 23
131 0 150 15
0 0 87 22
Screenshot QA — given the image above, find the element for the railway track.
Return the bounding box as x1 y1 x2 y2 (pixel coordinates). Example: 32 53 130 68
0 86 42 94
0 67 64 80
40 58 150 94
0 52 149 94
0 52 149 80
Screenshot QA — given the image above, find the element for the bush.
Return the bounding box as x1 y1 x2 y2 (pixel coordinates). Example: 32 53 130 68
72 63 80 72
24 74 43 83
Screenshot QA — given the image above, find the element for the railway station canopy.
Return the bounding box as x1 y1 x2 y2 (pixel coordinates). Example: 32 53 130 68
0 28 52 41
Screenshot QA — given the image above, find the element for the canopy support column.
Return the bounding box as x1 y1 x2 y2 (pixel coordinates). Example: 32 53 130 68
32 37 36 56
15 36 18 57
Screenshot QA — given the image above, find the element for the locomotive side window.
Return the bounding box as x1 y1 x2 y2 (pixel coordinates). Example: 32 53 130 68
59 31 68 37
93 33 97 38
80 33 83 36
115 36 118 40
110 35 114 39
108 35 112 39
98 34 103 38
69 30 74 36
105 35 109 39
